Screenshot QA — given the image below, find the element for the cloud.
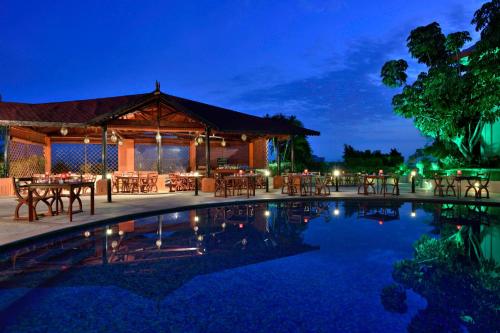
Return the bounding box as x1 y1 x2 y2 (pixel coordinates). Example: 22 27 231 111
229 37 428 160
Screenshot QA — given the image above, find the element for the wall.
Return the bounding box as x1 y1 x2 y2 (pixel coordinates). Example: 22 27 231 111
481 120 500 158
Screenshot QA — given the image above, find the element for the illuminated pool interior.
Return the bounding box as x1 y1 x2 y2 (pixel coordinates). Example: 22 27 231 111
0 200 498 332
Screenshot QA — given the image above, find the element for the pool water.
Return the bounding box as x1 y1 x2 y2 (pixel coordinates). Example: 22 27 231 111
0 201 498 332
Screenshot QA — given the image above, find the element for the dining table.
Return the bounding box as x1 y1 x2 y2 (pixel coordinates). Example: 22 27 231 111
221 174 257 198
25 181 95 222
359 174 391 196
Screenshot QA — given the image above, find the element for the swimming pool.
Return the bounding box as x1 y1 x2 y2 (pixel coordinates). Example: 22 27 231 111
0 200 498 332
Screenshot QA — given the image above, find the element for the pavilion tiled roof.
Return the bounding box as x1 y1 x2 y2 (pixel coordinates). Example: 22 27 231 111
0 91 319 136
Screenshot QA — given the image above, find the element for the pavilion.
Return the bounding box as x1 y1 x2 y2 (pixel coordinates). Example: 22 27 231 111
0 83 319 195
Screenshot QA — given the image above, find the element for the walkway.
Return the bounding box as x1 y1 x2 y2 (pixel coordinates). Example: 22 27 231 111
1 185 499 247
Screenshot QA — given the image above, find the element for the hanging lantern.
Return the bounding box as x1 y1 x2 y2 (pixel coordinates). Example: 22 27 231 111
110 131 118 143
118 139 123 146
197 136 204 144
155 239 162 248
241 134 247 141
221 139 226 147
83 136 90 144
155 131 162 143
194 140 199 146
60 126 68 136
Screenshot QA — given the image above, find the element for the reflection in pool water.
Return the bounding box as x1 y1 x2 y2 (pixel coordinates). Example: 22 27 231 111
0 201 498 332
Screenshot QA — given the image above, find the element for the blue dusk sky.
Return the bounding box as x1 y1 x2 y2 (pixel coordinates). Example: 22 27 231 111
0 0 484 160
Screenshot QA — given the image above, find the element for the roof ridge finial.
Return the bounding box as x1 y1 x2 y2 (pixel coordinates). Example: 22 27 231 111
154 80 161 95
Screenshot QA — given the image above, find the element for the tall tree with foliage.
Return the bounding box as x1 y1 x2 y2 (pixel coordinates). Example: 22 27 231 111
381 1 499 163
265 113 313 172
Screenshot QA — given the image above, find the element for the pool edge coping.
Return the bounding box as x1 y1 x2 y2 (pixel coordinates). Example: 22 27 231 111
1 194 499 251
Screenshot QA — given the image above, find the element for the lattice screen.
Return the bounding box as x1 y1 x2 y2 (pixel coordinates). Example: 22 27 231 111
135 144 189 173
51 143 118 174
0 127 6 176
196 142 249 168
9 141 45 177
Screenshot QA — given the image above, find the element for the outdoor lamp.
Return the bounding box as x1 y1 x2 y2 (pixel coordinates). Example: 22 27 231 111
118 139 123 146
193 226 199 232
221 222 226 229
194 215 199 222
156 239 162 248
264 210 271 217
333 169 340 192
155 131 162 143
110 131 118 143
411 170 417 193
264 170 270 192
197 136 204 144
221 139 226 147
194 140 199 146
84 231 91 238
60 126 68 136
197 235 204 241
106 173 112 203
106 227 113 236
333 208 340 216
193 172 200 196
118 230 124 236
241 134 247 141
83 136 90 144
411 211 416 218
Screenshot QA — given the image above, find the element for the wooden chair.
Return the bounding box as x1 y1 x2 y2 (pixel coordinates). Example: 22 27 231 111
12 177 53 220
147 173 158 192
475 173 490 199
433 174 445 197
383 175 400 196
445 176 456 197
315 176 330 196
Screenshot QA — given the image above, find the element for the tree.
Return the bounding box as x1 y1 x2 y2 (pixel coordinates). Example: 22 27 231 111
381 1 500 163
265 113 313 172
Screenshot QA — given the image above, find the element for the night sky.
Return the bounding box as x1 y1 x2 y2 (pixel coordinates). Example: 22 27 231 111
0 0 483 160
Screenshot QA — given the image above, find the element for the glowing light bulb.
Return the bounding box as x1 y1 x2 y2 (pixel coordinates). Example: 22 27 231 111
106 228 113 235
194 216 199 222
264 210 271 217
221 139 226 147
241 134 247 141
411 211 416 218
333 208 340 216
194 226 199 232
111 241 118 249
84 231 91 238
83 136 90 144
60 127 68 136
197 235 204 241
156 239 162 248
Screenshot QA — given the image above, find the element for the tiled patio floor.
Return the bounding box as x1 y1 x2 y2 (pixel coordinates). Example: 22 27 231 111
0 185 498 247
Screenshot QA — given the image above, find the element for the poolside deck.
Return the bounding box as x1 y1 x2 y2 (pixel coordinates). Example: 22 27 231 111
0 185 499 248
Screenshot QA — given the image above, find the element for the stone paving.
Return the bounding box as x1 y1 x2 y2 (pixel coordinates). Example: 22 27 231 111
0 185 498 247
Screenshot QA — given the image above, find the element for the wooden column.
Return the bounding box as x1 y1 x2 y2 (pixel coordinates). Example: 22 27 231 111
249 142 254 168
2 126 9 177
118 139 135 172
205 127 211 176
290 136 295 173
101 125 107 178
276 140 281 176
189 141 197 172
44 136 51 174
156 135 162 174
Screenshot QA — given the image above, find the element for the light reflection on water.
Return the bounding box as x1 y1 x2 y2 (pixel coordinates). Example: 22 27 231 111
0 201 498 332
